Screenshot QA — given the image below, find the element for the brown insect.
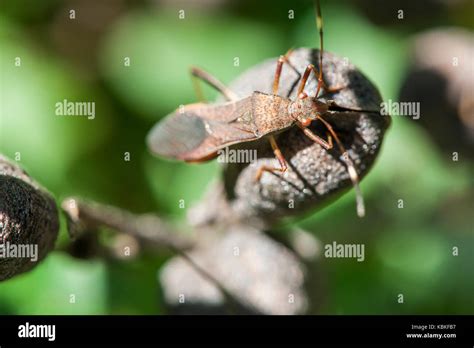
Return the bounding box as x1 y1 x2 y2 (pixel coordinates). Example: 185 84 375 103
147 1 366 217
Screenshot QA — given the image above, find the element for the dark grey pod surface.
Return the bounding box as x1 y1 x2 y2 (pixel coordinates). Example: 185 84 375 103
0 156 59 281
159 224 307 315
220 48 390 224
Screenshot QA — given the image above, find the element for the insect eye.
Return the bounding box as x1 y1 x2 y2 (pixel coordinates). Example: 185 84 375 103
301 118 312 127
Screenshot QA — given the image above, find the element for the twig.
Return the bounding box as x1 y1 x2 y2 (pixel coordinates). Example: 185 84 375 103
61 197 250 314
61 197 194 250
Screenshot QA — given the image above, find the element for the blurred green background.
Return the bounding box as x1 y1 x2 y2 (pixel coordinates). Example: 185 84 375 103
0 0 472 314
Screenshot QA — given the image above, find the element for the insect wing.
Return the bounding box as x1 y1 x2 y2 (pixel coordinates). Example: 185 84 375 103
147 98 258 161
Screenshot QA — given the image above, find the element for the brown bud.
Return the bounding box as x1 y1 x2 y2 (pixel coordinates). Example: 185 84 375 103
0 155 59 281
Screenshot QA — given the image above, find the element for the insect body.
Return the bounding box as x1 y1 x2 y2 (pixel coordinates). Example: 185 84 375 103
147 1 372 217
147 92 329 162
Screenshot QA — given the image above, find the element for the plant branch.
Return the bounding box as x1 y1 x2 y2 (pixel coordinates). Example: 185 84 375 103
61 197 194 250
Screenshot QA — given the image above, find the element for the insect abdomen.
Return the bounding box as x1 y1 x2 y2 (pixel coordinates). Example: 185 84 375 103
251 92 294 136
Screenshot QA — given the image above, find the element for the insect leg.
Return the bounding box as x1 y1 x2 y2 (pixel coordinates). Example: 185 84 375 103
313 114 365 217
190 66 238 102
297 64 320 96
297 64 346 98
296 122 333 150
255 135 288 181
297 112 365 217
272 48 299 95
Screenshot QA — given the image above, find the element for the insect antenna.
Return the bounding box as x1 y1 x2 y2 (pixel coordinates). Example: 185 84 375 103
316 115 366 217
314 0 324 98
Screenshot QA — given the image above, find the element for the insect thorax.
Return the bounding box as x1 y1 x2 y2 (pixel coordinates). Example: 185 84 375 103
288 98 329 123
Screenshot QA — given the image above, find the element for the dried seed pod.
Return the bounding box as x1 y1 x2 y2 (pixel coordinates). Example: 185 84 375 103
0 155 59 281
218 48 390 225
159 224 307 315
398 28 474 157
